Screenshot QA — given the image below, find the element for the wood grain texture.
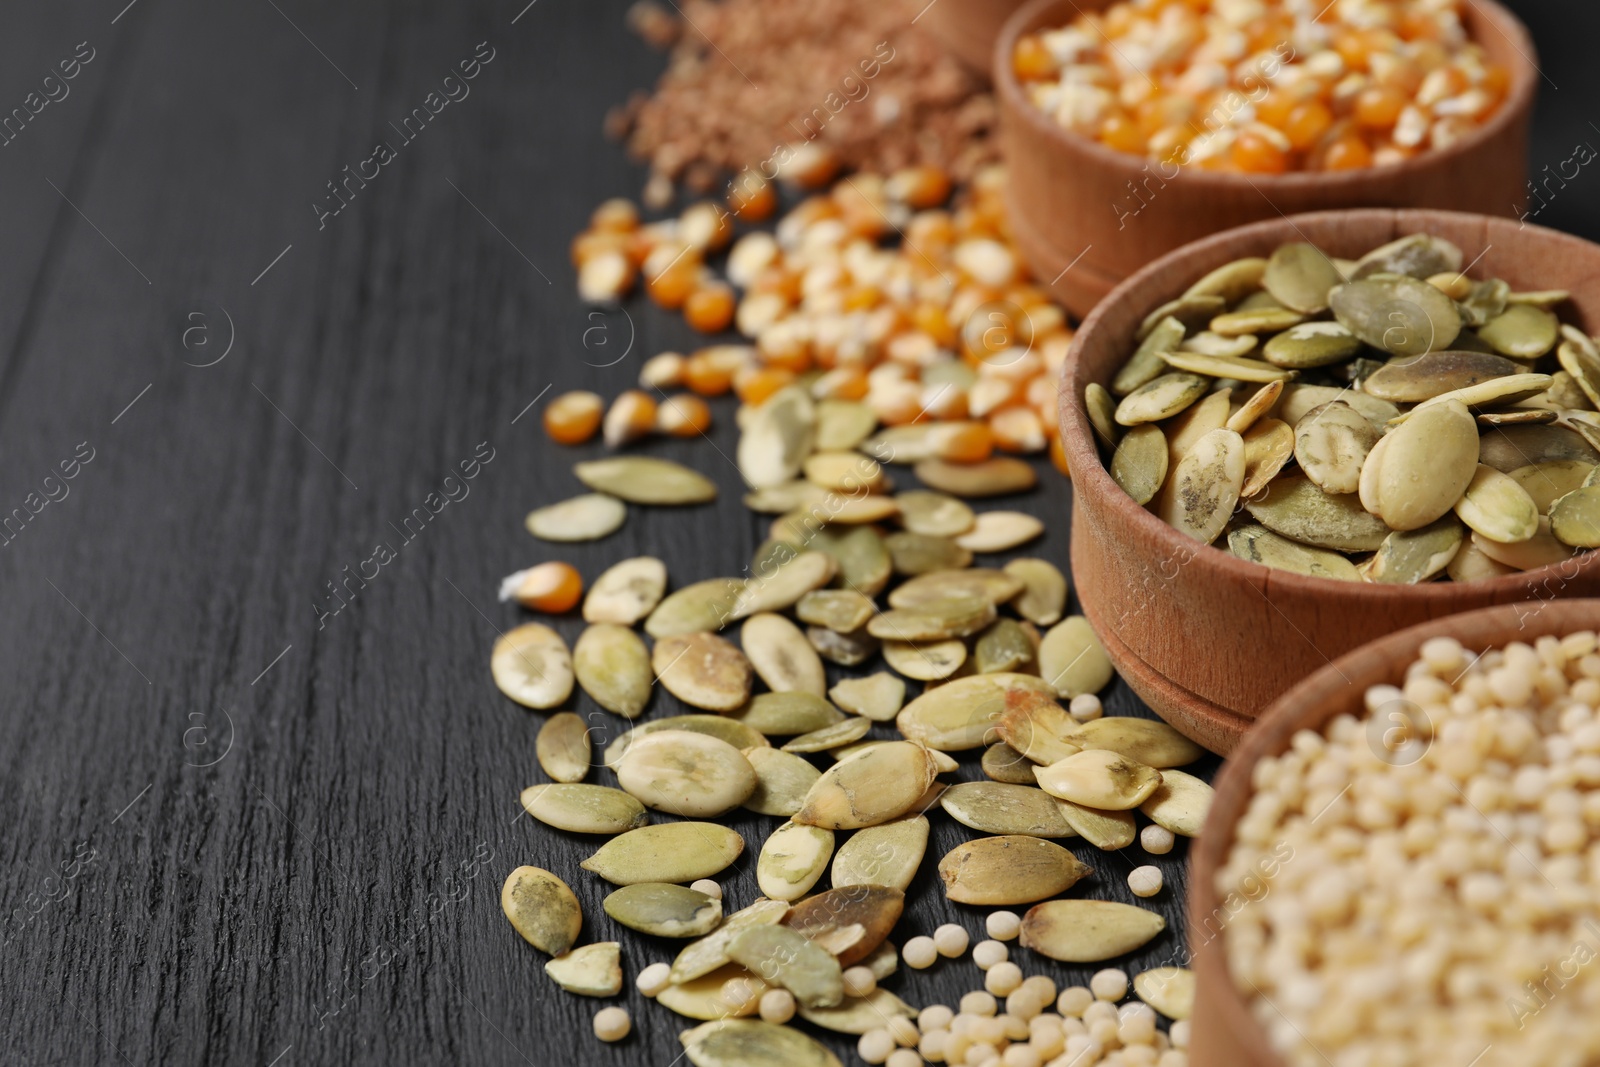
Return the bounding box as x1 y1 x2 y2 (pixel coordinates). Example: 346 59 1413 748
0 2 1587 1065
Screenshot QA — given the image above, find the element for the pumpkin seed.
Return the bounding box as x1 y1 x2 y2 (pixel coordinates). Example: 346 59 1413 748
803 451 885 494
1375 400 1479 531
1210 306 1305 336
1453 464 1539 543
733 692 843 736
1136 295 1226 341
1053 800 1137 849
647 577 746 638
795 741 937 829
1000 558 1067 627
616 731 756 817
1084 382 1121 449
524 493 626 542
829 672 905 722
1472 518 1576 570
744 480 829 515
1038 617 1113 700
1240 418 1295 497
605 714 769 769
807 525 893 597
1550 486 1600 547
1263 242 1344 313
1158 428 1245 543
1185 256 1267 302
867 596 996 642
1294 402 1378 495
1279 384 1399 429
814 400 878 452
605 883 723 938
584 556 668 624
1479 424 1600 472
1447 538 1518 581
1459 277 1511 327
582 822 746 886
808 625 879 667
939 835 1093 906
1508 461 1596 513
796 590 876 633
1163 388 1232 467
954 512 1044 553
520 783 649 835
1569 411 1600 454
1115 316 1188 396
733 551 838 621
783 885 904 967
798 496 900 525
729 926 844 1012
756 822 836 903
1351 233 1463 281
983 741 1043 784
1246 473 1391 552
890 568 1025 609
976 619 1037 674
781 716 873 753
492 623 575 710
574 456 717 504
997 686 1083 765
866 423 975 465
1020 900 1167 962
1110 424 1169 506
913 457 1037 498
1074 716 1205 768
1179 331 1258 359
896 674 1053 750
1331 275 1461 355
1478 409 1557 427
653 632 754 712
1509 289 1571 308
1035 749 1162 810
896 490 976 536
681 1019 843 1067
884 531 972 575
883 638 962 684
1261 321 1362 369
670 899 792 984
941 781 1079 837
743 747 823 817
572 623 652 718
1226 525 1361 581
501 866 582 955
741 613 826 696
1137 768 1214 837
1115 372 1209 426
1360 517 1465 584
1226 381 1284 434
1478 303 1559 359
1398 373 1555 419
739 386 816 489
829 814 929 892
1361 350 1521 402
1134 967 1196 1021
536 711 591 783
799 988 917 1035
544 942 622 997
658 963 767 1020
1161 351 1291 383
1559 337 1600 409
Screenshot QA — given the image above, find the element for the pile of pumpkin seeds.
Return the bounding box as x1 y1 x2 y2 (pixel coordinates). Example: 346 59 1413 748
1088 233 1600 583
493 377 1217 1063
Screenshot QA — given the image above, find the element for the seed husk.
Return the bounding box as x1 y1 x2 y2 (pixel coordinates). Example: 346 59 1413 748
1550 486 1600 547
896 673 1054 750
830 814 929 892
741 613 826 696
573 623 653 718
1375 400 1480 531
1261 321 1362 369
1020 899 1167 962
1137 295 1227 341
808 625 879 667
940 781 1079 837
890 568 1025 609
1508 461 1596 513
1294 402 1379 495
492 623 575 710
1054 800 1138 849
1159 428 1245 543
1246 473 1392 552
1362 351 1522 402
1361 517 1465 584
1478 303 1559 359
1038 616 1114 699
1240 417 1295 497
1134 967 1196 1021
1115 316 1189 395
828 673 905 722
544 942 622 997
525 493 627 542
895 490 976 536
796 590 876 633
884 531 972 575
1114 372 1209 427
1453 464 1539 543
743 746 823 817
976 618 1037 674
670 899 792 984
1479 423 1600 472
1084 382 1121 449
1110 424 1169 506
1226 525 1361 581
867 596 996 642
575 456 717 504
795 741 937 830
756 821 836 903
1263 241 1344 313
584 556 668 624
781 716 873 753
1185 256 1268 303
1472 518 1576 570
653 632 754 712
681 1019 843 1067
955 511 1044 553
520 783 650 835
1351 233 1463 281
657 963 767 1020
616 731 757 818
581 822 746 885
1035 749 1163 810
647 577 747 638
1004 558 1068 627
604 882 723 938
997 686 1083 765
501 866 582 956
739 385 816 489
733 692 844 736
783 885 904 967
536 711 591 783
913 457 1038 498
1137 768 1214 837
983 741 1042 784
605 714 769 769
939 835 1093 906
1073 716 1205 768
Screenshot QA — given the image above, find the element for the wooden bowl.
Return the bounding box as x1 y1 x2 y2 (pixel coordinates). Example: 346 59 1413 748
995 0 1539 318
1185 599 1600 1066
1059 209 1600 755
920 0 1029 76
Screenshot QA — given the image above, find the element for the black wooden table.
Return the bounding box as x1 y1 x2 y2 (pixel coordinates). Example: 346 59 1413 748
2 2 1596 1064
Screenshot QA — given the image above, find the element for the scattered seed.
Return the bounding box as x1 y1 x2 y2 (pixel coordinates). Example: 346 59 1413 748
1073 716 1204 768
808 625 880 667
954 511 1045 553
1054 800 1138 850
732 551 839 620
616 730 757 817
574 456 717 504
1037 617 1113 700
830 815 930 893
657 963 767 1021
1136 768 1214 837
646 577 747 638
546 941 623 997
913 457 1038 498
1035 749 1163 810
605 714 768 770
583 556 668 624
653 632 754 711
536 711 591 783
799 988 918 1036
740 613 826 696
940 782 1079 838
783 885 905 967
781 716 873 753
895 490 977 537
732 692 843 736
996 687 1083 765
1134 967 1196 1021
975 618 1036 674
742 746 823 817
670 899 792 984
982 742 1040 784
581 821 746 885
604 883 723 938
520 783 649 835
729 924 845 1009
795 741 936 829
524 493 627 542
896 674 1055 750
680 1018 843 1067
814 400 877 453
501 866 582 955
828 673 905 722
738 385 817 488
889 568 1025 609
1019 900 1166 962
491 623 575 710
884 531 972 575
572 623 653 718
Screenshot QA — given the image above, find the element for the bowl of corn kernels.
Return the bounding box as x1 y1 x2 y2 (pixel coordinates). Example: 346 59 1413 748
1187 599 1600 1067
994 0 1538 318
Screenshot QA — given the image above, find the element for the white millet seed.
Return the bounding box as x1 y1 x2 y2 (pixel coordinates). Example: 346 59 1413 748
1140 824 1176 855
904 935 939 969
635 962 671 997
985 961 1024 997
689 878 721 900
934 924 971 958
843 966 878 999
884 1049 922 1067
1058 986 1095 1017
592 1006 630 1042
759 988 795 1024
1069 693 1104 722
961 990 999 1017
1091 968 1129 1001
972 939 1010 970
1021 976 1057 1004
1128 865 1165 897
920 1004 955 1033
859 1028 896 1064
888 1016 920 1047
985 910 1022 941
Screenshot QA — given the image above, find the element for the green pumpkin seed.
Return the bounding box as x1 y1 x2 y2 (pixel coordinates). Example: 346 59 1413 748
743 747 823 817
799 989 917 1035
1376 400 1479 531
1053 800 1137 849
1279 384 1399 429
1240 418 1295 497
996 686 1082 765
1137 768 1214 837
783 885 904 967
1211 306 1306 336
802 525 892 597
681 1019 843 1067
616 731 757 818
830 814 929 892
501 866 582 955
1479 424 1600 472
1330 275 1461 356
1246 473 1391 551
1459 277 1511 327
670 899 792 984
814 399 878 452
1510 461 1598 512
520 783 649 835
1038 617 1113 699
1035 749 1163 810
1509 289 1571 308
729 926 843 1010
574 456 717 504
941 781 1079 837
1116 316 1189 396
738 385 816 489
1184 256 1267 303
826 672 904 722
795 741 937 829
885 531 972 575
983 742 1040 784
657 963 766 1020
744 480 830 515
938 835 1093 905
1022 899 1166 962
955 511 1045 553
756 822 836 903
891 646 970 681
1454 464 1539 543
865 423 963 465
867 596 995 642
1225 380 1283 435
1263 242 1344 313
890 568 1025 609
1226 525 1360 581
491 623 574 710
646 577 746 638
1362 351 1522 403
732 692 843 736
1360 517 1465 584
1074 716 1205 768
732 551 838 621
808 625 879 667
545 941 622 996
1158 428 1245 543
781 716 873 753
803 451 886 494
1136 295 1226 342
895 490 976 537
976 618 1037 674
913 457 1038 498
1351 233 1463 281
741 613 826 696
605 883 724 938
1110 424 1169 506
573 623 652 718
1478 303 1559 359
1084 382 1121 448
1134 967 1196 1021
1558 337 1600 409
605 714 768 769
1260 321 1361 369
1472 518 1576 570
1397 373 1554 420
895 674 1053 750
796 589 876 633
524 492 626 542
583 556 668 624
1115 372 1209 426
536 711 591 783
1161 351 1291 383
1004 558 1068 627
1478 409 1557 427
1550 486 1600 547
582 822 746 886
1294 402 1379 495
653 632 753 712
1179 331 1258 358
1569 411 1600 454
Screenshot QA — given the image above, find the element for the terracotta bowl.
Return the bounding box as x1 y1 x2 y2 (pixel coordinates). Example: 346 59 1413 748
995 0 1540 318
1059 208 1600 755
1185 599 1600 1066
920 0 1029 76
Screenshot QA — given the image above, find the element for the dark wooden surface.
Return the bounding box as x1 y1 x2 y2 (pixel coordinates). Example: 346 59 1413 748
0 2 1594 1064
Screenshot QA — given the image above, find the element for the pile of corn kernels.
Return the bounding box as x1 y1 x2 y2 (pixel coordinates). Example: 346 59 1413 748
1011 0 1513 174
1221 630 1600 1067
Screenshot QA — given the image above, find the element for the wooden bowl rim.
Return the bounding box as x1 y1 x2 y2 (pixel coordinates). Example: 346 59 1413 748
1186 598 1600 1065
993 0 1539 192
1059 207 1600 600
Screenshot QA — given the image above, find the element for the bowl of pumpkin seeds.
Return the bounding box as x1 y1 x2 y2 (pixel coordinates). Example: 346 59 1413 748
1060 210 1600 752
